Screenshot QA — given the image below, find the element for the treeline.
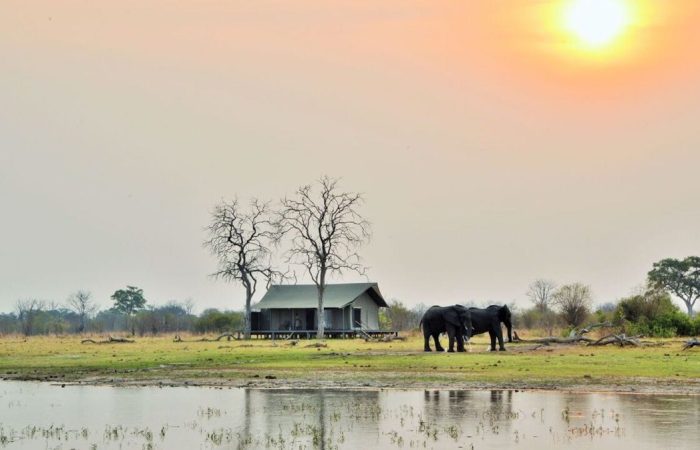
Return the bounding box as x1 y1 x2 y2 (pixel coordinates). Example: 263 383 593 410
5 257 698 338
517 280 700 337
0 292 244 336
380 256 700 338
378 282 700 337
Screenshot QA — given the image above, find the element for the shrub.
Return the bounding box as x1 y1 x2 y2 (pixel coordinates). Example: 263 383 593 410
621 310 695 337
654 311 694 336
614 289 690 336
194 309 243 334
615 290 676 322
693 316 700 336
517 307 561 335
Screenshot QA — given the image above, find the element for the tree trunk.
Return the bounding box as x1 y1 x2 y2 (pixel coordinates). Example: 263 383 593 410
316 283 325 340
686 300 695 318
244 287 253 340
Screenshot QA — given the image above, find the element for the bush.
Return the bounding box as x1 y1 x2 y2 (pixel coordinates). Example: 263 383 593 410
614 290 691 337
624 319 676 338
517 308 561 334
194 309 243 334
594 302 616 324
655 311 695 336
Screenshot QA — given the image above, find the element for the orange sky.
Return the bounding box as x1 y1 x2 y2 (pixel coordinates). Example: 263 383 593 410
2 1 699 311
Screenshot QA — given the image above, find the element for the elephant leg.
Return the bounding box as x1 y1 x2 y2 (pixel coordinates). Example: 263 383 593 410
488 331 497 351
433 334 445 352
447 331 455 352
456 334 465 352
424 331 432 352
497 331 506 351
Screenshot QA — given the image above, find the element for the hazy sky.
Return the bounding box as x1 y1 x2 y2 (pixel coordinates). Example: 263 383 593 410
2 1 699 313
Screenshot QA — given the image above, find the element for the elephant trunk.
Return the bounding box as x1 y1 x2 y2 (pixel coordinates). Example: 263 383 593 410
506 322 513 343
463 319 473 341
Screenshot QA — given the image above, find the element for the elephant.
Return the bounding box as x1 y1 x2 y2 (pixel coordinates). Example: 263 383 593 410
420 305 473 352
468 305 513 351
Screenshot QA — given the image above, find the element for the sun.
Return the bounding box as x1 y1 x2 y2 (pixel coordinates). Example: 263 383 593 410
563 0 631 49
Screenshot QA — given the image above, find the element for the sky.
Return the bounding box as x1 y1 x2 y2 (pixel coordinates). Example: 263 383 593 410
1 0 699 313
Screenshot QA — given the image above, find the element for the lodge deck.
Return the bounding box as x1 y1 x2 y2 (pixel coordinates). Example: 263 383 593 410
240 329 399 340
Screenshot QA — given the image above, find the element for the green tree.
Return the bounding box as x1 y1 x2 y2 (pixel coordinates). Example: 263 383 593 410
615 288 696 337
194 309 244 334
111 286 147 335
648 256 700 317
382 300 422 331
615 289 677 323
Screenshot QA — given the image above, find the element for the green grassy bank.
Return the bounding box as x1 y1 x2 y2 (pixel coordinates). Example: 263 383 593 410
1 334 698 391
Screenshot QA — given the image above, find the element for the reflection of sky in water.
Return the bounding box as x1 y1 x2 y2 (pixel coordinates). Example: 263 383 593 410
0 381 698 449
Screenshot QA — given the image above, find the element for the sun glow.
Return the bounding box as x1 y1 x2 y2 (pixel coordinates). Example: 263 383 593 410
563 0 631 49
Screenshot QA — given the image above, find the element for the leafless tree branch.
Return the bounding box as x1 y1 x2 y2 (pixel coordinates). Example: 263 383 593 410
277 176 371 338
67 290 97 333
204 198 285 339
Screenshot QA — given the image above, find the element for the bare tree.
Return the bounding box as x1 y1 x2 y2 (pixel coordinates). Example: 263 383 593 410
526 279 558 335
67 290 97 333
183 298 195 316
204 198 280 339
278 176 371 339
16 299 46 336
551 283 593 327
527 279 557 311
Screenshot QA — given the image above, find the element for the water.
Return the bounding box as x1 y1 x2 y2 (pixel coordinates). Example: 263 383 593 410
0 381 698 449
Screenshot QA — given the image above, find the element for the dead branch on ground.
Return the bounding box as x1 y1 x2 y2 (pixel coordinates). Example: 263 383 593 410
587 334 660 347
512 323 617 346
364 335 407 343
305 342 328 348
172 333 238 343
81 336 134 344
683 338 700 350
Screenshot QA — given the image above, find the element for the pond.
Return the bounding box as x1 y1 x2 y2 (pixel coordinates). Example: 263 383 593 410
0 381 698 449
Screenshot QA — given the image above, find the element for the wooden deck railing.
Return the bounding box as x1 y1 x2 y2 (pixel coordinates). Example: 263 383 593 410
238 329 398 340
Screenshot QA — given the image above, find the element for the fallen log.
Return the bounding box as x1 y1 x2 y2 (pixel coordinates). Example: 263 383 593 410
364 335 407 343
214 333 236 341
569 322 614 338
587 333 650 347
305 342 328 348
173 334 238 343
683 338 700 350
81 336 134 344
512 323 614 346
512 333 594 345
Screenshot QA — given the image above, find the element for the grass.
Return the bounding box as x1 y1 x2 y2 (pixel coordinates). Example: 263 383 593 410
1 333 698 389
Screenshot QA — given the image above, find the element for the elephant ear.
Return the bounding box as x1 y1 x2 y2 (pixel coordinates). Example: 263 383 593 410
499 305 511 321
445 307 462 327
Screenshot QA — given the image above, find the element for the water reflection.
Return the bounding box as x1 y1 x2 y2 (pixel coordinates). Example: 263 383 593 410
0 381 698 449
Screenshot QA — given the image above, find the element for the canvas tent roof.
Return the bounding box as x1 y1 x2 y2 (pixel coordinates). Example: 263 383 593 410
255 283 388 309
